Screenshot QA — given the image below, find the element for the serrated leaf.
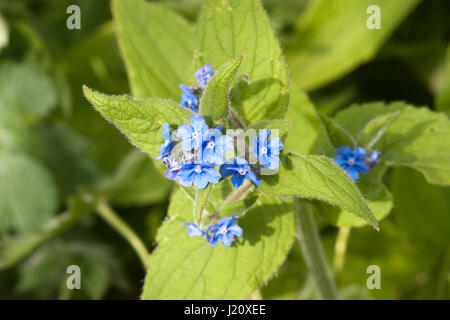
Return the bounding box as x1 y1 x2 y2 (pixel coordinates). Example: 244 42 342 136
259 153 378 229
83 86 192 158
335 102 450 185
287 0 420 90
318 165 392 227
200 55 244 125
248 119 293 141
0 153 58 232
317 112 356 149
141 186 296 299
357 111 400 149
193 0 289 124
112 0 194 99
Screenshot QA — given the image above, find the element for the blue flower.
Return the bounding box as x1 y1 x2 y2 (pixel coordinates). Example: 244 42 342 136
220 157 261 189
183 222 205 237
365 150 382 169
177 163 220 189
194 63 214 88
333 146 370 181
156 123 173 161
179 84 198 112
253 129 284 169
177 114 209 151
207 216 243 247
198 126 233 166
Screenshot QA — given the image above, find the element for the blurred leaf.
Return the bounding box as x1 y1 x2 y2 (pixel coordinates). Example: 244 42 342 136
0 14 9 52
391 167 450 260
260 153 378 229
0 153 58 232
193 0 289 124
318 165 392 227
287 0 420 90
0 59 57 124
334 102 450 185
285 88 330 155
83 86 192 158
112 0 194 100
436 44 450 113
0 197 93 270
357 111 400 149
199 55 243 125
16 240 128 299
317 112 355 149
141 186 296 299
103 151 172 206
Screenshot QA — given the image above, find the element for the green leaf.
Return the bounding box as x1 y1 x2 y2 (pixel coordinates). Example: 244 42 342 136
0 60 57 124
193 0 289 124
318 165 392 227
357 111 400 149
259 153 378 229
391 167 450 260
436 44 450 113
141 186 296 299
0 153 58 232
102 151 172 206
112 0 194 99
248 119 293 141
335 102 450 185
83 86 192 158
287 0 420 90
0 197 93 270
285 87 331 155
200 55 244 125
317 112 356 149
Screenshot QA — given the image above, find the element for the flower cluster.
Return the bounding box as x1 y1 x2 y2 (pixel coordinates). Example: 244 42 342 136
156 63 284 191
333 146 381 180
184 216 243 247
157 63 284 247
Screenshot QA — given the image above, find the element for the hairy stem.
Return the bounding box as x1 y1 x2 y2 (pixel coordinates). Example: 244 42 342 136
295 199 339 300
228 108 245 129
96 199 149 268
218 180 253 213
333 226 351 274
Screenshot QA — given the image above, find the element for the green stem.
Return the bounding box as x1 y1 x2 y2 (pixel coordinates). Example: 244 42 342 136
193 184 213 225
295 199 339 300
333 227 351 274
96 199 149 268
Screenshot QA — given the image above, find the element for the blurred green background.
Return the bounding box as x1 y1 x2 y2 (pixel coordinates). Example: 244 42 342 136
0 0 448 299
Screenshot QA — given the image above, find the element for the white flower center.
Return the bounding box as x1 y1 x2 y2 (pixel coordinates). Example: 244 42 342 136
195 165 202 173
347 157 356 166
192 132 199 139
238 168 247 175
261 146 268 154
219 226 228 235
207 141 215 149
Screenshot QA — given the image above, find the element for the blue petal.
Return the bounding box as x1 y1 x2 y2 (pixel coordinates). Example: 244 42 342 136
346 166 360 180
356 160 370 174
353 147 367 160
231 174 245 189
221 234 234 246
184 223 204 237
193 172 210 189
333 157 347 167
203 166 220 184
246 170 261 186
177 124 193 139
228 224 243 237
161 123 171 141
336 146 352 157
269 137 283 155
